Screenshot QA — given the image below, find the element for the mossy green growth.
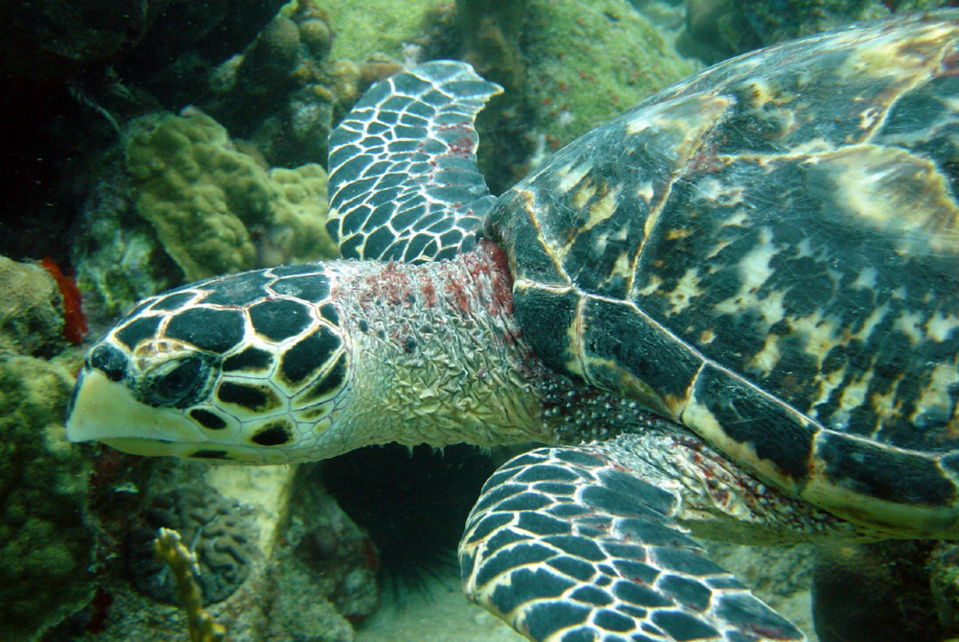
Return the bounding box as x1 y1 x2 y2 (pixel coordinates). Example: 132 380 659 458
125 110 337 282
525 0 698 147
0 354 94 640
306 0 438 61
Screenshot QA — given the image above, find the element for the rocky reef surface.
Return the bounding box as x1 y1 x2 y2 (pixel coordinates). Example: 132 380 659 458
1 1 956 640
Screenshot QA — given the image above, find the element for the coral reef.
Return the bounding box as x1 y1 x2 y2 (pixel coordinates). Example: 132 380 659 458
74 104 339 321
0 0 286 82
453 0 529 96
203 2 350 168
309 0 439 62
127 483 260 606
153 527 228 642
72 162 185 323
275 464 379 634
522 0 697 148
433 0 697 191
930 542 959 639
124 109 336 282
0 257 72 357
0 258 94 640
0 353 94 641
39 258 88 345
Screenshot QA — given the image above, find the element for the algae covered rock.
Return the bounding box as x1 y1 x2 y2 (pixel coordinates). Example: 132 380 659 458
438 0 697 190
0 257 69 357
0 355 93 641
73 166 185 322
523 0 697 146
310 0 439 62
0 257 94 639
125 109 337 282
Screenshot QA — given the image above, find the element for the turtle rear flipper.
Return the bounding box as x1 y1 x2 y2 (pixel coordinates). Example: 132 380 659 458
328 61 502 263
460 441 807 642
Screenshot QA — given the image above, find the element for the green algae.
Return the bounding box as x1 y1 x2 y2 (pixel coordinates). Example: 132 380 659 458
309 0 439 62
524 0 698 147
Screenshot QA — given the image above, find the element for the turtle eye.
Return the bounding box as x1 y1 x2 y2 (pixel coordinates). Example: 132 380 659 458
142 355 212 408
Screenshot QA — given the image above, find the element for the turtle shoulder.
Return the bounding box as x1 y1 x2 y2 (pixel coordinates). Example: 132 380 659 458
489 11 959 534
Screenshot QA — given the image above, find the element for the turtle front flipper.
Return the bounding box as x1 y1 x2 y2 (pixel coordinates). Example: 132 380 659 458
328 61 502 262
460 437 808 642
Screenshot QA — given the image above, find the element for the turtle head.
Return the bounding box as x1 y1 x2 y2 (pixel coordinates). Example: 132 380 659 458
66 265 362 464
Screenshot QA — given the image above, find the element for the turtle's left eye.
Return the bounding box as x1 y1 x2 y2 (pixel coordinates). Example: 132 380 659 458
142 355 213 408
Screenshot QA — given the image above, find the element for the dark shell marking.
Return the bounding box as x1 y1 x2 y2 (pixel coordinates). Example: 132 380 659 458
490 15 959 528
93 266 349 458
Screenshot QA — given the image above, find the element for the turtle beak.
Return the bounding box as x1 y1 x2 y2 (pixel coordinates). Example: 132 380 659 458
66 368 203 452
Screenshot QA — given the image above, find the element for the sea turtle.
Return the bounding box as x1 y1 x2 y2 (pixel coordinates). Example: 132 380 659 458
66 10 959 642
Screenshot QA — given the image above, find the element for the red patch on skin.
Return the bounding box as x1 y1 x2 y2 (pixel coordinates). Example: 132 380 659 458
40 257 87 344
422 276 438 307
362 261 414 307
88 448 127 490
443 277 472 315
455 240 515 318
361 536 380 572
447 136 475 157
433 122 476 160
487 243 515 314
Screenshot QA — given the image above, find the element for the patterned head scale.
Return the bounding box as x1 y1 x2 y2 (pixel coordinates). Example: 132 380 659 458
67 265 350 463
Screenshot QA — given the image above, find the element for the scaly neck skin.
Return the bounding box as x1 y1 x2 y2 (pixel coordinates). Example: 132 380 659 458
329 240 553 449
329 240 620 452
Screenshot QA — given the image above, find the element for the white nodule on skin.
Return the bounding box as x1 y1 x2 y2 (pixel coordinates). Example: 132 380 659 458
66 369 204 447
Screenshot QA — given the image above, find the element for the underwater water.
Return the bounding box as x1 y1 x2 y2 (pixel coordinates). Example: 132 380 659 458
2 1 958 641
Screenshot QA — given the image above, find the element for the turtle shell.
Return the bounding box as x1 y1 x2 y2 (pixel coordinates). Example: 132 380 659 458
489 11 959 535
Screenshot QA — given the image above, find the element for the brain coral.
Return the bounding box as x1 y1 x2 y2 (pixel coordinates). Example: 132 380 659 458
126 483 260 605
125 110 337 282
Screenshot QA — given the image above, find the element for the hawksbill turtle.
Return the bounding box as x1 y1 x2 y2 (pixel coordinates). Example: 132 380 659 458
66 11 959 642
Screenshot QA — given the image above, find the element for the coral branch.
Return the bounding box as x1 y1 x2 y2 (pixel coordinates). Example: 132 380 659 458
153 527 228 642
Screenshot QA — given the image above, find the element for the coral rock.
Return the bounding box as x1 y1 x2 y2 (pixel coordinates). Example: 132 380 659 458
124 110 337 282
0 256 70 357
0 355 94 640
127 483 261 606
